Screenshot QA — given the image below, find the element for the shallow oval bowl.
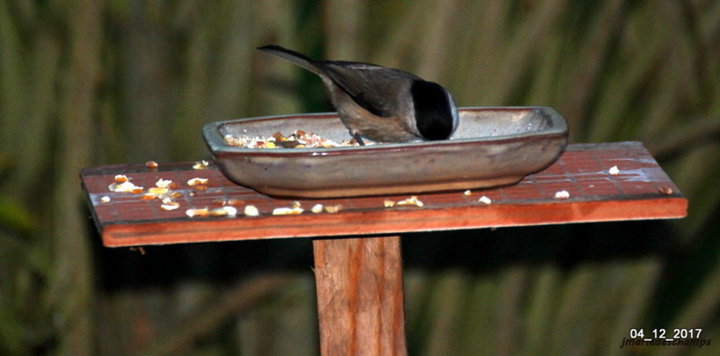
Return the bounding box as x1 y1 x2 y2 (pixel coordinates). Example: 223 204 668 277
203 107 568 198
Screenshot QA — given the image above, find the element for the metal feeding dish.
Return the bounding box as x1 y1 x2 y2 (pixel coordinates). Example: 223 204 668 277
203 107 568 198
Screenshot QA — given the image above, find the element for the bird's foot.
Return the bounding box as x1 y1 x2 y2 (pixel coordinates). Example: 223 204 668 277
352 132 366 146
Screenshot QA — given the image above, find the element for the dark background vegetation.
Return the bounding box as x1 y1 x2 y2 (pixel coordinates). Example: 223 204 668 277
1 0 719 355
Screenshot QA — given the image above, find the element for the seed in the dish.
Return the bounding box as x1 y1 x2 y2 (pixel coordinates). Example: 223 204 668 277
324 204 342 213
608 165 620 175
478 196 492 205
244 205 260 217
187 177 208 186
210 206 237 217
145 160 159 169
192 160 210 170
100 196 111 203
463 190 472 196
224 135 240 146
161 201 180 211
223 130 367 149
272 206 304 215
396 196 424 207
383 199 396 208
311 203 324 213
554 190 570 199
658 186 674 195
186 207 210 217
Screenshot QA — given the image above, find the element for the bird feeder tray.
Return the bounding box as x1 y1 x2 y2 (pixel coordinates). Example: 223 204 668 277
203 107 568 198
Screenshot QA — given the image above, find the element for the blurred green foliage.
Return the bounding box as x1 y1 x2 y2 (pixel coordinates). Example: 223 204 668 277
1 0 719 354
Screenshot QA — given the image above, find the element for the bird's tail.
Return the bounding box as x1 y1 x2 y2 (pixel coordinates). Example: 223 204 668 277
257 45 323 76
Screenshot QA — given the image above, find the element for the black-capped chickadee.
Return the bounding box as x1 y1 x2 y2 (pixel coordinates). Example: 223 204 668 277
257 45 459 144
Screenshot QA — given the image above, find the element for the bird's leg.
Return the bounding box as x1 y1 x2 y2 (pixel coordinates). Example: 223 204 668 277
352 132 366 146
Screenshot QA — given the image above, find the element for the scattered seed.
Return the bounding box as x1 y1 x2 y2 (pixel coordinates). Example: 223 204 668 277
193 160 210 170
161 201 180 211
155 179 172 188
324 204 342 213
147 187 169 196
187 177 209 186
108 180 144 193
210 206 237 217
186 208 210 217
658 186 674 195
130 246 146 255
272 206 304 215
244 205 260 216
478 196 492 205
396 196 424 207
227 199 243 206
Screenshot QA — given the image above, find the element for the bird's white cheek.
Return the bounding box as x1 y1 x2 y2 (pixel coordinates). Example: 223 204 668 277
447 91 460 132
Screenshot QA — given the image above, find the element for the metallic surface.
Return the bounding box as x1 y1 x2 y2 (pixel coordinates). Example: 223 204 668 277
203 107 568 198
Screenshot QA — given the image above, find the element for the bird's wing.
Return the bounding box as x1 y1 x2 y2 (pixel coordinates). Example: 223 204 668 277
320 62 417 117
257 45 416 118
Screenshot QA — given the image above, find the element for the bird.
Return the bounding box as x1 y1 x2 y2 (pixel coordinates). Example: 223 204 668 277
257 45 459 144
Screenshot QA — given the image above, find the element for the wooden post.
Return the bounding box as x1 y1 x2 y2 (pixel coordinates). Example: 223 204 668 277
313 236 407 356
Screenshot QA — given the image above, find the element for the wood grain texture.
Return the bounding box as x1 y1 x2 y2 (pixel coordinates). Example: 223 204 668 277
313 236 407 356
79 142 688 247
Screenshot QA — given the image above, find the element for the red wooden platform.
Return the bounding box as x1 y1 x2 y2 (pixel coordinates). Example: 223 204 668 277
81 142 686 247
81 141 687 355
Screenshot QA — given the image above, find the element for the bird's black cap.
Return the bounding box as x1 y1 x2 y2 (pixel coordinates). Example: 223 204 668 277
411 81 455 140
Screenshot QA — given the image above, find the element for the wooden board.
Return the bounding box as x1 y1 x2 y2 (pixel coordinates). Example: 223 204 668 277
80 142 688 247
